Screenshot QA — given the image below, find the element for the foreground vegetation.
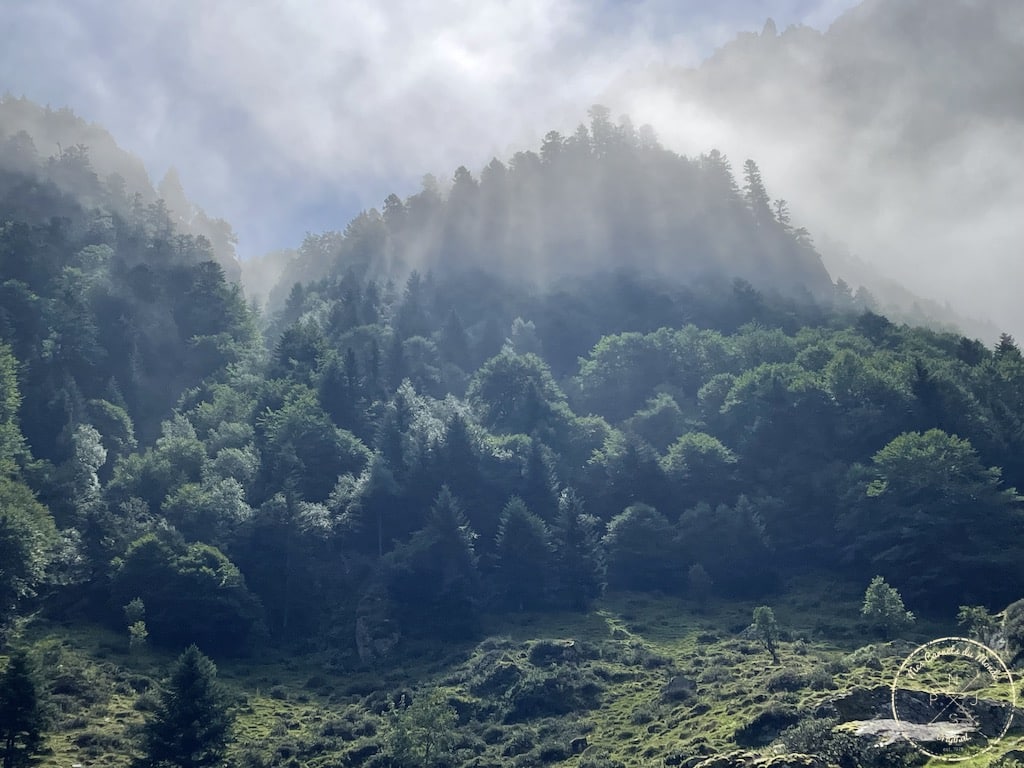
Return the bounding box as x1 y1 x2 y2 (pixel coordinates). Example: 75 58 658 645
5 580 1024 768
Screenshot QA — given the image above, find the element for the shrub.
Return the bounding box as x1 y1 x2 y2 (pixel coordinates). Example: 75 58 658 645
383 688 457 768
766 668 807 692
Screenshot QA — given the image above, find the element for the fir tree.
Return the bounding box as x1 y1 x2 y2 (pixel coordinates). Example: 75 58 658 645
138 645 233 768
494 497 553 610
0 651 44 768
552 488 604 610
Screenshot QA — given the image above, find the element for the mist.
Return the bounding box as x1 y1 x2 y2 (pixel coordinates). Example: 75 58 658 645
2 0 1020 334
609 0 1024 337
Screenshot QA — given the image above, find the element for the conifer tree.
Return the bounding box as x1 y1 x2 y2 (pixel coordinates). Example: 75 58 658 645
742 159 773 226
0 651 44 768
552 488 604 610
139 645 233 768
494 497 553 610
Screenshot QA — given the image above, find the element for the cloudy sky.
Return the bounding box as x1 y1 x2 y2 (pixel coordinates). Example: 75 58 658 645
1 0 859 257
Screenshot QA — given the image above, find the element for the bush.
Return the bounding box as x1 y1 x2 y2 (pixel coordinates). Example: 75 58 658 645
734 706 801 747
503 667 603 722
383 688 457 768
766 668 807 692
957 605 1000 645
1004 598 1024 664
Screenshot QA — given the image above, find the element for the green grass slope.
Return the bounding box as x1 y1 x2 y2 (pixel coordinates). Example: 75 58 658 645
9 575 1023 768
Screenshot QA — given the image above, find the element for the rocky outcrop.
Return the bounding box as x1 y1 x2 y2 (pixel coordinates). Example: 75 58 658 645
851 718 974 746
662 675 698 703
828 685 1024 737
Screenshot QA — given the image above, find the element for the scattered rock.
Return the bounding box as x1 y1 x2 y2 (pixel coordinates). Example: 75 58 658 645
734 707 801 747
528 638 579 666
662 674 697 703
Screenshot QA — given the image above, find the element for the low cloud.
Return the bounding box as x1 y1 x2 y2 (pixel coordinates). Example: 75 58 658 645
5 0 1019 336
1 1 850 249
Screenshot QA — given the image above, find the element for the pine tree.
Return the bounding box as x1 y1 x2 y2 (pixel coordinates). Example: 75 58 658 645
0 651 44 768
552 488 604 610
742 159 773 226
139 645 233 768
384 486 481 638
494 497 553 610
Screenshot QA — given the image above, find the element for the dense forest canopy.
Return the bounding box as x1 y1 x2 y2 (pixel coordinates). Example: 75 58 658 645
0 95 242 283
2 96 1023 671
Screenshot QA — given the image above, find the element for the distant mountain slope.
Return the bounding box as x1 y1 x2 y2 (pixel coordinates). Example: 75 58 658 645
0 95 241 281
614 0 1024 336
265 108 835 309
819 238 1001 342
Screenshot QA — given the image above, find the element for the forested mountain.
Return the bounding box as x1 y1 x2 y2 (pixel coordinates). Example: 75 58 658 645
0 95 242 281
3 94 1024 767
262 106 833 309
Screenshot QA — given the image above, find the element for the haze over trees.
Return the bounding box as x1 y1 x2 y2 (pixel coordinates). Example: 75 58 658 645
2 97 1024 655
613 0 1024 338
2 82 1024 766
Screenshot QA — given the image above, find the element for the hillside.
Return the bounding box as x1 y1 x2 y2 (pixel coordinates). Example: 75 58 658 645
3 99 1024 768
0 95 242 281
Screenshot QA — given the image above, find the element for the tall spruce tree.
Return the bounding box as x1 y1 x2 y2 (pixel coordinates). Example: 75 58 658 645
139 645 233 768
494 497 553 610
552 488 604 610
0 651 44 768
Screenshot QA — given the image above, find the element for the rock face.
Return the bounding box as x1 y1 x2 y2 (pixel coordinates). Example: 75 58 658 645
829 685 1024 737
827 686 891 721
569 736 588 754
851 718 974 746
